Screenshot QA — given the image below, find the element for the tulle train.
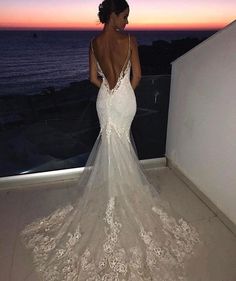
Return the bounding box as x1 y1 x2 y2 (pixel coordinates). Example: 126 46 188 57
20 127 202 281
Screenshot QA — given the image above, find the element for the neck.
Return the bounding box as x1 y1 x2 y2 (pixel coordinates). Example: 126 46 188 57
102 23 120 35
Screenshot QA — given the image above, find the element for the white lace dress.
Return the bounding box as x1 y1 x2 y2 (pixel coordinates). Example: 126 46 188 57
20 35 203 281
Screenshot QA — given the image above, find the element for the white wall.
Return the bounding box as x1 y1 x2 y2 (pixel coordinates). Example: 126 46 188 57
166 20 236 225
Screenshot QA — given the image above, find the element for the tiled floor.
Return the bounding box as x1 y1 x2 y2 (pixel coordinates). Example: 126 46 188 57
1 167 236 281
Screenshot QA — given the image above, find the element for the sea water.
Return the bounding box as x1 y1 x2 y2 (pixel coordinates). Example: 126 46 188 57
0 29 217 96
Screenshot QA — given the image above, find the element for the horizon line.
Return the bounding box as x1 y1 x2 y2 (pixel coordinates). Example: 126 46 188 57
0 27 220 31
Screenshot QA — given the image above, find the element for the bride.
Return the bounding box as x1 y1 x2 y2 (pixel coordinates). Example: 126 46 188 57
20 0 203 280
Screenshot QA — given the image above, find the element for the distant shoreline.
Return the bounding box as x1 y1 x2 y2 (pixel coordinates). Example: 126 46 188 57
1 36 207 98
0 27 220 32
0 31 217 97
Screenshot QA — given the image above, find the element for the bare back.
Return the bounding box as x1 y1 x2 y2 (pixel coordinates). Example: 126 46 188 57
91 33 130 90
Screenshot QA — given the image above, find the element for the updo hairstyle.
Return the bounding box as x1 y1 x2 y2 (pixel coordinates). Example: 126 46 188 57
98 0 129 24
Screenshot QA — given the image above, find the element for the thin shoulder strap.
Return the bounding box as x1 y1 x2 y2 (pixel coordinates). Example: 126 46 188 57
128 33 131 57
124 34 131 62
120 34 131 75
126 34 131 62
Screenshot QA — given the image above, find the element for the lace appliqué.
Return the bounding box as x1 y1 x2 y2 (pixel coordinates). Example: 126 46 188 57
77 198 201 281
100 121 131 142
20 197 202 281
20 205 84 280
81 197 129 280
152 206 201 263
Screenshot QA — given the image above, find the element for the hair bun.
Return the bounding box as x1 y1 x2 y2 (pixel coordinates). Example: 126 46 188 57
98 0 129 24
98 1 110 24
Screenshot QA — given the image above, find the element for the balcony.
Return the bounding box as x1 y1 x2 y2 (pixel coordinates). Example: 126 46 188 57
0 20 236 280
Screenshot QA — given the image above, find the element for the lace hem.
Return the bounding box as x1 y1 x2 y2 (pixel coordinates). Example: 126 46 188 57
20 197 202 281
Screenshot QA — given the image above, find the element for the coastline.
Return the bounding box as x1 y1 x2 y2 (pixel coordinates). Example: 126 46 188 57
0 79 97 129
0 36 206 129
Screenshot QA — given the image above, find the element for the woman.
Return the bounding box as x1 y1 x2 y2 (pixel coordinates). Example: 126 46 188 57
20 1 203 280
89 0 141 91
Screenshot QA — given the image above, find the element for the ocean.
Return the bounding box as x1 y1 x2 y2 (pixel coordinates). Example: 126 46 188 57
0 29 218 97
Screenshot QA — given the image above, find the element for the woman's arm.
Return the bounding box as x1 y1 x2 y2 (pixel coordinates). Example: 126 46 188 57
130 36 142 90
89 41 102 88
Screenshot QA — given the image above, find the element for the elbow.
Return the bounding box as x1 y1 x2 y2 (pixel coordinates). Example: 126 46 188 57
137 74 142 83
134 71 141 82
90 76 101 88
90 76 96 86
135 74 142 85
131 74 142 90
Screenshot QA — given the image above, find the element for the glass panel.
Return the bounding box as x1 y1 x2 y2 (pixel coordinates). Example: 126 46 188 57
0 76 170 177
133 75 171 159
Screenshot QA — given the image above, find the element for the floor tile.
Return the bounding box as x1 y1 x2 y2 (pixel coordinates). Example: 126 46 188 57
0 167 235 281
146 167 216 222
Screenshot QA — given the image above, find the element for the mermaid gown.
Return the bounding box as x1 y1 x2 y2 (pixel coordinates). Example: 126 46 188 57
20 35 202 281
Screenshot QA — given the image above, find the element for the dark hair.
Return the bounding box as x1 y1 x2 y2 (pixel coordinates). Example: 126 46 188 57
98 0 129 24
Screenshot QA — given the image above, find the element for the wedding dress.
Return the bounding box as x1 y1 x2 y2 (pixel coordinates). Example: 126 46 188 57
20 34 203 281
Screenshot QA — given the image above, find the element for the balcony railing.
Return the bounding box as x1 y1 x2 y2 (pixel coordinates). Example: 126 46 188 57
0 75 170 178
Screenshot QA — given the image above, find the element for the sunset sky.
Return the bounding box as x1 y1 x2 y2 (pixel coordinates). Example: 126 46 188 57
1 0 235 30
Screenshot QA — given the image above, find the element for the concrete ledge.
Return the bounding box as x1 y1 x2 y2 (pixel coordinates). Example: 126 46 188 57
166 156 236 237
0 157 166 191
140 157 166 170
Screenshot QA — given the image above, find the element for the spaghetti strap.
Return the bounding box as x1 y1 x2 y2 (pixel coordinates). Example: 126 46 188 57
128 33 131 57
121 34 131 72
